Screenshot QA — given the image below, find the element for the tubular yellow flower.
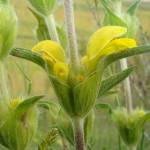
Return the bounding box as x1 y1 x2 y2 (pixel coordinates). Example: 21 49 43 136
83 26 137 71
32 40 69 80
32 40 66 65
9 98 21 109
53 62 69 80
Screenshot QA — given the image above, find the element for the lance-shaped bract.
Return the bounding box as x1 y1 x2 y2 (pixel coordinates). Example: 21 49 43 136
0 0 17 60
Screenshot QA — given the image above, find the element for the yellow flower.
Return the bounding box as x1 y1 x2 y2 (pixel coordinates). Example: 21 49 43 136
32 26 137 79
83 26 137 71
32 40 69 80
9 99 21 109
53 62 69 80
32 40 66 65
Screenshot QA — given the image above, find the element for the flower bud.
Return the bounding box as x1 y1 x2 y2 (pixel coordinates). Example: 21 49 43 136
0 98 38 150
0 1 17 60
112 108 146 147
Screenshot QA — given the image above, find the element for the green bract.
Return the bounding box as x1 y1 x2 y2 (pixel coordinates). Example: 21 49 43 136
0 96 43 150
28 0 56 17
0 1 17 60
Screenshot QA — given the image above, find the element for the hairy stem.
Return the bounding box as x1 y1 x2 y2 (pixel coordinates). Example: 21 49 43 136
120 59 133 113
45 14 59 42
64 0 79 71
73 118 86 150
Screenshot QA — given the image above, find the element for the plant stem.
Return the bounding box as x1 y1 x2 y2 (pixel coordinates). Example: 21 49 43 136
64 0 79 71
128 146 137 150
120 59 133 113
0 61 10 101
45 14 59 42
73 118 86 150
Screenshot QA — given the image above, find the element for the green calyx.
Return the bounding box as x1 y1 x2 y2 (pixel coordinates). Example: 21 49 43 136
0 2 17 61
112 107 150 147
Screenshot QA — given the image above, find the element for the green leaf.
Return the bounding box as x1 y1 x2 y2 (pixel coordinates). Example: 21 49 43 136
29 7 50 41
98 67 134 97
10 48 46 69
127 0 141 15
28 0 56 17
56 25 67 49
56 109 74 145
103 45 150 67
101 0 126 26
15 95 44 117
95 103 112 114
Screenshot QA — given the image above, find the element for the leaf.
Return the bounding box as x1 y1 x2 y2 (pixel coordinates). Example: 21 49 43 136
15 95 44 117
95 103 112 114
10 48 46 69
103 45 150 67
127 0 141 16
101 0 126 26
28 0 56 17
29 7 50 41
98 67 134 97
56 25 67 49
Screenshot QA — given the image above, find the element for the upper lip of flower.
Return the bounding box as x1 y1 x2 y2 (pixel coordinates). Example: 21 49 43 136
31 26 137 79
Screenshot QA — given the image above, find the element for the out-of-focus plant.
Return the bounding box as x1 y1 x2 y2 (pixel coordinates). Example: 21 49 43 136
0 95 43 150
10 0 150 150
0 0 17 101
28 0 67 49
0 0 17 61
96 103 150 150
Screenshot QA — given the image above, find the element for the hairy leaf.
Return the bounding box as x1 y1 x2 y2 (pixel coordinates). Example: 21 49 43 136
99 67 134 97
15 95 44 118
10 48 46 68
101 0 126 26
127 0 141 15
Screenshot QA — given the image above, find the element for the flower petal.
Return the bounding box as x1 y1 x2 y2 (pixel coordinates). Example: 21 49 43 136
87 26 127 58
99 38 137 56
83 38 137 71
32 40 66 65
53 62 69 80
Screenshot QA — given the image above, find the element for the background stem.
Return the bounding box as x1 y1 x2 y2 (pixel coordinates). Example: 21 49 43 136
120 59 133 113
73 118 86 150
64 0 79 71
45 14 59 42
0 61 10 101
